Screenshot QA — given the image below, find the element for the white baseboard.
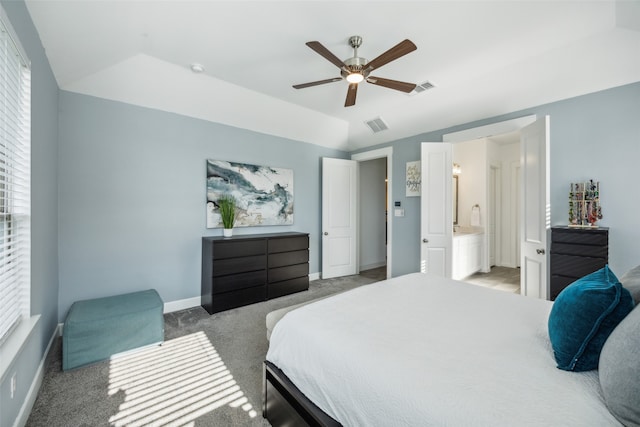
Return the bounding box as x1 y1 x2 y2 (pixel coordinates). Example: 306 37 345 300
13 323 61 427
163 296 201 314
360 261 386 271
309 272 320 281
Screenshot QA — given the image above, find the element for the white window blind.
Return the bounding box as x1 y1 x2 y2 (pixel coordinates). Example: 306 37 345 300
0 10 30 345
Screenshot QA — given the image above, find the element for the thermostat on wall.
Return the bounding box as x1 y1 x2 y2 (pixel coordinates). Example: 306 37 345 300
394 208 405 217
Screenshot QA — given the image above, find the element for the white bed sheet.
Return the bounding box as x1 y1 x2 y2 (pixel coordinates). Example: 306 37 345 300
266 272 621 426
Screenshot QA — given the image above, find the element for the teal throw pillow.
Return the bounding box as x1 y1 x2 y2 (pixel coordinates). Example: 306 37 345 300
548 265 635 371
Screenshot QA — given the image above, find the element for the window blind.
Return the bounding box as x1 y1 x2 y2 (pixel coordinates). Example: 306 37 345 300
0 11 31 344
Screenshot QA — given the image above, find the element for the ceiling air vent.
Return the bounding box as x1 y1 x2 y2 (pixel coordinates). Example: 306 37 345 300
365 117 389 133
411 80 436 95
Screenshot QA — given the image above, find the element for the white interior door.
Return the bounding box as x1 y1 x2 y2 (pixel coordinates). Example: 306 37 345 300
520 116 550 299
420 143 453 277
322 157 357 279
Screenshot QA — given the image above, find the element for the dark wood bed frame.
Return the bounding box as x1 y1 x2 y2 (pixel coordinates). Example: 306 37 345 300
263 361 342 427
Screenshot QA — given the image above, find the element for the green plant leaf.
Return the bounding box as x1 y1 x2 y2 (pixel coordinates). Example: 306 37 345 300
217 194 237 229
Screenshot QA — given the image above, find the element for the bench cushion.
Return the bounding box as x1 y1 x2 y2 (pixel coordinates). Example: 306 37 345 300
63 289 164 370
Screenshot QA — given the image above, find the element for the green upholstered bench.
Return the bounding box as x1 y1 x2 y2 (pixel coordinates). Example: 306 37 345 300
63 289 164 371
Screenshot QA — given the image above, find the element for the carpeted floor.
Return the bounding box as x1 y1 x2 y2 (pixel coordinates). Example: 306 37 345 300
26 268 385 427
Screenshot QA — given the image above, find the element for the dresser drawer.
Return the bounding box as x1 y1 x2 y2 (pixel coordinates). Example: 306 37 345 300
551 242 608 258
213 270 267 294
550 275 577 300
212 239 266 259
268 276 309 299
269 263 309 283
268 236 309 253
213 254 266 277
268 249 309 268
211 286 266 313
550 253 606 279
551 230 608 246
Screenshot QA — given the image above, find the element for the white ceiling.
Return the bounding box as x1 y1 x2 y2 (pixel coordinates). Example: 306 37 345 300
24 0 640 151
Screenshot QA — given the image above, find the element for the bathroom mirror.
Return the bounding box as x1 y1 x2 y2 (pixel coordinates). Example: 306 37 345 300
453 175 458 225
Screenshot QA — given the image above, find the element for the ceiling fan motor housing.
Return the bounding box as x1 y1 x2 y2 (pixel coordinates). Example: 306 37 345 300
342 56 369 79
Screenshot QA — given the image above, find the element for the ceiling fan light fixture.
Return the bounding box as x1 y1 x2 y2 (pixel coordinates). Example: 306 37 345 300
346 72 364 84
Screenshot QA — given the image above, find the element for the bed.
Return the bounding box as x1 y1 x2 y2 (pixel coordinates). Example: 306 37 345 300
264 271 639 426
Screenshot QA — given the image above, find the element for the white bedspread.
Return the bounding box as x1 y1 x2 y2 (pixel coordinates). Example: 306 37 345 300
266 272 621 426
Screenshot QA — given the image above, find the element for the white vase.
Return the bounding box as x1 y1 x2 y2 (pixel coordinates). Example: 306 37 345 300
223 228 233 238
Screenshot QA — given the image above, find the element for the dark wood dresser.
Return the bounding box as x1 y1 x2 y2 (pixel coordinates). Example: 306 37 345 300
201 232 309 314
550 226 609 300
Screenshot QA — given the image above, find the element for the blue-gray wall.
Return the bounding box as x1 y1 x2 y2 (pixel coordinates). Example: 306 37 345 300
57 91 348 321
0 1 59 426
355 82 640 278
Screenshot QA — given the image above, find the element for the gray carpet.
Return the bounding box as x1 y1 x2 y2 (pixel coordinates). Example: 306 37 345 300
26 268 385 427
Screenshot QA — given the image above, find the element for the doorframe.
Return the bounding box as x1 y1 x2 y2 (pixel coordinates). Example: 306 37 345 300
442 115 537 143
351 147 393 279
488 163 501 271
511 160 521 268
443 115 539 282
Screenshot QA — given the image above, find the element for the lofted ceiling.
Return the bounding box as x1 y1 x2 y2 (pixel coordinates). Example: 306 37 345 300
24 1 640 151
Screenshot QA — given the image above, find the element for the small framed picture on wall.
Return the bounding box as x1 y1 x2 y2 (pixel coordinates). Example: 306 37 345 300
406 160 421 197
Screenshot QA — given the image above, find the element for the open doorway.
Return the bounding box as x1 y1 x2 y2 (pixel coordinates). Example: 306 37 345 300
454 133 521 294
358 158 387 277
443 116 538 295
352 147 393 279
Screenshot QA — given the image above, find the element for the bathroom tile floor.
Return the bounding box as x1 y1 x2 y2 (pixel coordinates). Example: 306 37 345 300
464 266 520 294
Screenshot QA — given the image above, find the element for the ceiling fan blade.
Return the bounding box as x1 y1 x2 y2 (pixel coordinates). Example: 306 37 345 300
367 76 416 93
345 83 358 107
365 39 417 71
306 41 348 70
293 77 343 89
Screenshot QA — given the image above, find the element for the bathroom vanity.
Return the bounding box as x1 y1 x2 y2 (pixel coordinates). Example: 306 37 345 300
452 229 484 280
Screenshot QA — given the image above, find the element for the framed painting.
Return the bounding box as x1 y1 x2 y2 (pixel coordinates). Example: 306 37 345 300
206 160 294 228
406 160 421 197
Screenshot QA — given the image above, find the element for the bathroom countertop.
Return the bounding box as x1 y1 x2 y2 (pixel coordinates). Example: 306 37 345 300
453 227 484 237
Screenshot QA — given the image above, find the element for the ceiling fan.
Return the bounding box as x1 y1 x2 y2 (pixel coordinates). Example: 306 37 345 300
293 35 417 107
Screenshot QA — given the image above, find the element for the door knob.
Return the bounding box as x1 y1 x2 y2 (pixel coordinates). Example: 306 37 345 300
324 232 329 236
536 248 546 255
423 238 429 243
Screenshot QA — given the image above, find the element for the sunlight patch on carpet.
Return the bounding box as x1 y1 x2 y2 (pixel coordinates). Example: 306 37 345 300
108 331 257 426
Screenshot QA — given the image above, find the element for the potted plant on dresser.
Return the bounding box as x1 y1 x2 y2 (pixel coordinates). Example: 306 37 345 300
217 194 237 237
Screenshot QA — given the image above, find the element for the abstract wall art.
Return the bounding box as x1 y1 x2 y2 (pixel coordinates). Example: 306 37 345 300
406 160 421 197
206 160 294 228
